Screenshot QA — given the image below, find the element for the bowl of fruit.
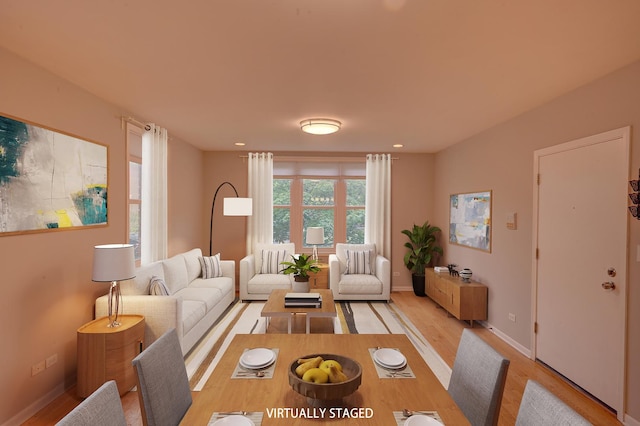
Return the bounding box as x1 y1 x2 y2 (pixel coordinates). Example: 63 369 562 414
288 354 362 404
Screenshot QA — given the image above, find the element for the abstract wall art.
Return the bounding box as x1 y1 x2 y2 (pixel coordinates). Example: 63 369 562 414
449 190 492 252
0 113 108 235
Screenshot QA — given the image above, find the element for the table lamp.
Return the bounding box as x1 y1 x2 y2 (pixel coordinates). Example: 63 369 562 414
92 244 136 327
306 227 325 261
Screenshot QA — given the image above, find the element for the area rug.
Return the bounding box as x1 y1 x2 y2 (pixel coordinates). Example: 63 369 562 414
185 299 452 391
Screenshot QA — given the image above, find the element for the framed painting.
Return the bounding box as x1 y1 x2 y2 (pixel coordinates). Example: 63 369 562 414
0 113 108 235
449 190 492 252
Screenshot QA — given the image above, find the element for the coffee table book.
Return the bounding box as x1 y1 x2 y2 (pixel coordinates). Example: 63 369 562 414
284 292 322 308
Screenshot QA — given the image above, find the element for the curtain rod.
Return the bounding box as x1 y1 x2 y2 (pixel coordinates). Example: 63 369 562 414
121 115 151 131
238 155 398 162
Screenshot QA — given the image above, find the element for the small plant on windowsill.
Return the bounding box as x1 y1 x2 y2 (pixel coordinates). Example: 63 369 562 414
280 253 321 282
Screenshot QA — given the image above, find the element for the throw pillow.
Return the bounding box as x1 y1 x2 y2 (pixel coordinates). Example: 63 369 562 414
199 253 223 279
345 249 374 275
149 275 170 296
260 249 287 274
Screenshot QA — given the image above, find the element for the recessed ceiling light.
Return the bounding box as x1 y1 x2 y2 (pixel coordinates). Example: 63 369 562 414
300 118 341 135
234 142 246 146
393 144 404 148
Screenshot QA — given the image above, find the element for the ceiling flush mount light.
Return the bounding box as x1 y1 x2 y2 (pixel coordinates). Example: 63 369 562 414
300 118 341 135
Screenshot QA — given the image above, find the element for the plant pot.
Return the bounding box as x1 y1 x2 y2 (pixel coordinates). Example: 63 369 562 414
292 276 310 292
412 274 426 297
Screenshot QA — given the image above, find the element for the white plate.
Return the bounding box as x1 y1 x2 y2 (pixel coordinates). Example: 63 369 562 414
374 357 407 370
212 414 255 425
374 348 406 368
240 348 275 369
404 414 443 426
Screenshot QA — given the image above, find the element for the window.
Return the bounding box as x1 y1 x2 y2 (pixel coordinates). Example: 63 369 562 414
127 123 143 264
273 160 365 253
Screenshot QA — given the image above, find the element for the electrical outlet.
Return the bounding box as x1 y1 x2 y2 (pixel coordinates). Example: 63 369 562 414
508 313 516 322
32 361 45 376
46 354 58 368
393 271 400 277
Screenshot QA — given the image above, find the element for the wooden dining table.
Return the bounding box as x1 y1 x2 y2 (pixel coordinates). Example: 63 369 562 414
181 333 469 425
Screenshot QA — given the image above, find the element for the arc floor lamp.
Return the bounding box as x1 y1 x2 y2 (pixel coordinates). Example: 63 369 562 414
209 181 252 256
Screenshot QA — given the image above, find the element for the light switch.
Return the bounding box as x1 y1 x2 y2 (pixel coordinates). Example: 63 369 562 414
506 212 517 230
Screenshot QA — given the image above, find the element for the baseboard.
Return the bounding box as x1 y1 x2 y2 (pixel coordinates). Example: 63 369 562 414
625 414 640 426
479 320 532 359
1 383 66 426
392 285 413 292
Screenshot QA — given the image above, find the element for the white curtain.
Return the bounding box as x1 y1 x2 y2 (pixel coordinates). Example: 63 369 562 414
246 152 273 254
141 124 168 264
365 153 392 259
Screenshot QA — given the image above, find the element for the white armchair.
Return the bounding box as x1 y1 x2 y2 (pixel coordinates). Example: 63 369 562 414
329 243 390 301
239 243 296 300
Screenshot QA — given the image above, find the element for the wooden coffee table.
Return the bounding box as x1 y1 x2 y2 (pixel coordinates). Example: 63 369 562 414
261 289 336 334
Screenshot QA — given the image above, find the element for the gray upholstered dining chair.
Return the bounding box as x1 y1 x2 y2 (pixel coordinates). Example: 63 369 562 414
56 380 126 426
515 380 592 425
132 328 192 426
448 328 510 426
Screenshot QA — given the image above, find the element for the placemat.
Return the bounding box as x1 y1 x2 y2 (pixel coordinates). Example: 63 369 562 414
368 347 415 378
393 410 443 425
231 348 279 379
208 411 264 425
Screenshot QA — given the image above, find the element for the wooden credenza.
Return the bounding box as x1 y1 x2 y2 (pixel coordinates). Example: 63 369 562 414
425 268 488 326
76 315 144 397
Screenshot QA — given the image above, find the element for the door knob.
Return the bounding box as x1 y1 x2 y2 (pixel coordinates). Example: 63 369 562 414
601 281 616 291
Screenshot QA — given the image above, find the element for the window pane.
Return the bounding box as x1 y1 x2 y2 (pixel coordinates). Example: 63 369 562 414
346 209 365 243
274 179 291 205
129 161 141 200
346 179 365 206
303 179 335 206
303 208 334 247
274 208 290 243
129 204 141 261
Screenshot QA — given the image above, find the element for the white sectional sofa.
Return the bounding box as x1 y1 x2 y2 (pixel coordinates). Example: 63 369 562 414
95 248 235 355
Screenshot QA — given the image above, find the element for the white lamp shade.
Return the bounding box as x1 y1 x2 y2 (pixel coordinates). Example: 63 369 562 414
92 244 136 282
306 227 325 245
223 197 253 216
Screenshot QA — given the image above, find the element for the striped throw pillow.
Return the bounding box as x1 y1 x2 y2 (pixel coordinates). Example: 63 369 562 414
199 253 223 279
345 249 374 275
260 249 288 274
149 275 170 295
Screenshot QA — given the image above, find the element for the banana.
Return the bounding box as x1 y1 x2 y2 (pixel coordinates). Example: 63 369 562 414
295 356 323 377
297 356 324 364
327 365 349 383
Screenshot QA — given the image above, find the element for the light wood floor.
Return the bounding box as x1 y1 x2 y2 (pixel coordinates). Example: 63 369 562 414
24 291 620 425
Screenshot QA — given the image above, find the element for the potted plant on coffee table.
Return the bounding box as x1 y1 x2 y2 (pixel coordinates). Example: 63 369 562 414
402 221 443 296
280 253 321 292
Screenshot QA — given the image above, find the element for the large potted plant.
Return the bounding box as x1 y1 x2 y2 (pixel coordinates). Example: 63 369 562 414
280 253 321 292
402 221 443 296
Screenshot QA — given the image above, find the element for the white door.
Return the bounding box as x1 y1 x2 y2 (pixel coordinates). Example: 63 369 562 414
533 127 628 419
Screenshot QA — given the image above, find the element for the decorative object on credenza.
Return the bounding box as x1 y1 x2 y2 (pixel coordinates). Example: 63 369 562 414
0 113 108 236
306 227 325 261
450 190 492 252
629 168 640 219
92 244 136 328
447 264 459 277
402 221 444 297
459 268 473 282
209 181 252 256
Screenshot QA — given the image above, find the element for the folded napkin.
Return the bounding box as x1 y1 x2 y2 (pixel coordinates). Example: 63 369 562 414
368 348 415 379
393 410 443 425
